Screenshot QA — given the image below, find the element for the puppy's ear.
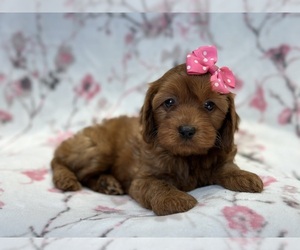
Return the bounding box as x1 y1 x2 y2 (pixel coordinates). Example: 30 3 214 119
219 94 240 152
140 81 160 144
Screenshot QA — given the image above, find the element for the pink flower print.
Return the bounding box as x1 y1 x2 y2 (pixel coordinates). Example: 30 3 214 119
283 185 298 194
125 32 135 45
235 76 244 91
31 70 40 79
0 73 5 84
55 45 75 72
297 101 300 116
74 74 100 101
142 15 170 37
64 0 78 8
11 32 27 54
0 188 4 208
278 108 293 125
229 238 261 247
260 176 277 187
265 44 290 68
222 205 265 235
5 77 32 104
22 169 48 184
250 86 267 112
48 188 63 193
94 205 121 214
47 130 74 147
177 23 189 38
0 110 13 123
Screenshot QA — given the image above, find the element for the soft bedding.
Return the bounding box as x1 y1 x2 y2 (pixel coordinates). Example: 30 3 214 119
0 12 300 239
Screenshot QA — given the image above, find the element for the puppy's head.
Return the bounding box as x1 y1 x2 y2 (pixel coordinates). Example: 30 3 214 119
140 64 239 156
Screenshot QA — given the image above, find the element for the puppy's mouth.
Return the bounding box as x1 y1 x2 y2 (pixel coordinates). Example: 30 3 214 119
176 137 214 156
157 126 216 156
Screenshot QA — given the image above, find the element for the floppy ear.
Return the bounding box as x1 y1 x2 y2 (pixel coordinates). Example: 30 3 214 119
140 81 160 144
219 94 240 153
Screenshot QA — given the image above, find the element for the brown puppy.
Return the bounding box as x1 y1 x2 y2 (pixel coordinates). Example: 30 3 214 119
51 64 263 216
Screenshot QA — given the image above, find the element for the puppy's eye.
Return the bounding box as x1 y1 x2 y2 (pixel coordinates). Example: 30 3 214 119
204 101 215 111
164 98 176 109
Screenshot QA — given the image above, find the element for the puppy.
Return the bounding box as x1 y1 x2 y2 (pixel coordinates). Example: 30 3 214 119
51 63 263 216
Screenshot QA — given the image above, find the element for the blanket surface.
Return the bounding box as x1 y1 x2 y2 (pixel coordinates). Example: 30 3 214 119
0 13 300 239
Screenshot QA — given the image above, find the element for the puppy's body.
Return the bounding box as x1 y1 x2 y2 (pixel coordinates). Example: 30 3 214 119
51 64 263 215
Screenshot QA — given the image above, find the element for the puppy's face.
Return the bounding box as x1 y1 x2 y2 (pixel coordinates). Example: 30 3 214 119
141 64 239 156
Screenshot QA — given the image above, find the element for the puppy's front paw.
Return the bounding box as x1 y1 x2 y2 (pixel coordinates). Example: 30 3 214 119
151 191 197 216
221 170 264 193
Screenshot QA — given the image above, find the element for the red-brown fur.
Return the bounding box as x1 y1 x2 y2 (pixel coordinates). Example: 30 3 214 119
51 64 263 216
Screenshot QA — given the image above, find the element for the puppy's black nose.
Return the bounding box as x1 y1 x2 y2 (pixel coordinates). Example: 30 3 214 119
178 125 196 139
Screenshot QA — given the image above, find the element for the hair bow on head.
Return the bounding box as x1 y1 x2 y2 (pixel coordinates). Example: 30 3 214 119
186 45 235 94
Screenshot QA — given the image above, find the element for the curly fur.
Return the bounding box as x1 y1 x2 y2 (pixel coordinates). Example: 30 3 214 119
51 64 263 216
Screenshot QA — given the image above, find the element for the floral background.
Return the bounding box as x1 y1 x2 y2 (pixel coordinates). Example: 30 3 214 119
1 0 300 12
1 11 300 245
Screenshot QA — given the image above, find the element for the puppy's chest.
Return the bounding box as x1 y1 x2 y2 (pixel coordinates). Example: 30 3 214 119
168 157 216 191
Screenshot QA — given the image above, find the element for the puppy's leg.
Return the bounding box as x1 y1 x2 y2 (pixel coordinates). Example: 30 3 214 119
129 177 197 216
51 158 82 191
213 163 263 193
51 128 124 195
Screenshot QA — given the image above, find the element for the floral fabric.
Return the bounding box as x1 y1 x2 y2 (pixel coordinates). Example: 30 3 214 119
0 13 300 238
1 0 300 12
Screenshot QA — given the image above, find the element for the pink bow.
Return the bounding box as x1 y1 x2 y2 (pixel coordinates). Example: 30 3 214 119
186 45 235 94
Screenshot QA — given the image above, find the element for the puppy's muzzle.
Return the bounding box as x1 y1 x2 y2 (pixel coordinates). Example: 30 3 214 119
178 125 196 139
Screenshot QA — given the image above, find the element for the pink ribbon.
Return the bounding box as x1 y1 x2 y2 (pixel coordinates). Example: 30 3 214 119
186 45 235 94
